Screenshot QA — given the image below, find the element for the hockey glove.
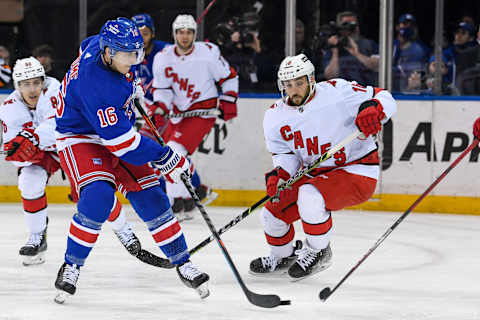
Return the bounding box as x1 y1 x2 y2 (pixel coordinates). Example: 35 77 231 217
355 99 386 137
134 81 146 107
5 128 44 163
265 167 291 201
218 91 238 121
139 102 169 138
154 147 191 184
473 117 480 140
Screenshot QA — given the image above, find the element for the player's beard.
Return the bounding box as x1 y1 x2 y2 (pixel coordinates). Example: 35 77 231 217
290 87 310 106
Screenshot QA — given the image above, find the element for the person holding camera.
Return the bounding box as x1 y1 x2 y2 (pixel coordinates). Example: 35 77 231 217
212 12 264 91
323 11 379 86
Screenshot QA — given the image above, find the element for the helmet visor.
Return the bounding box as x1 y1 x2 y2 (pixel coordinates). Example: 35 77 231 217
112 48 145 65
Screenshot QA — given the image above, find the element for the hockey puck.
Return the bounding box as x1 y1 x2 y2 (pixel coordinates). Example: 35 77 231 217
319 287 331 301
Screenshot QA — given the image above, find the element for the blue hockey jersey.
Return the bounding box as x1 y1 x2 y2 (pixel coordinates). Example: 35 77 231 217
136 40 169 103
55 35 168 165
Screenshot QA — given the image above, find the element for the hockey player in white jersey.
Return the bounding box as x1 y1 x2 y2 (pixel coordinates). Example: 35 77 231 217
0 57 61 265
151 14 238 220
249 54 396 280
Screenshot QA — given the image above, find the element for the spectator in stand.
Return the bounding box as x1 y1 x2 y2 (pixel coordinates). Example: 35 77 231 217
213 12 266 91
445 22 478 79
323 11 379 86
393 25 428 92
396 13 431 58
407 54 459 95
0 45 12 88
32 44 61 80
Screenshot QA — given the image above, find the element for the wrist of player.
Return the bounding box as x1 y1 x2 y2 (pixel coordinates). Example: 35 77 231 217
154 147 190 184
219 91 238 121
355 99 385 137
265 167 291 198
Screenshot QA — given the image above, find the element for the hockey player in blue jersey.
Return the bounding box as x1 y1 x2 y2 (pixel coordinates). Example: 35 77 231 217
53 17 209 303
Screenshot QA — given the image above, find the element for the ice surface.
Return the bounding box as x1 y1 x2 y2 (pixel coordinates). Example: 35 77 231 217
1 204 479 320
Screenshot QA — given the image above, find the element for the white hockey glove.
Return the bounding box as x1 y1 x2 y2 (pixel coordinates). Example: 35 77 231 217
154 147 191 184
134 80 145 107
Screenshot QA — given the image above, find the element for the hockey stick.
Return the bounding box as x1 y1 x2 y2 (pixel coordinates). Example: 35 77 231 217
134 99 291 308
188 130 363 256
136 249 174 269
319 138 480 302
196 0 218 24
166 109 220 119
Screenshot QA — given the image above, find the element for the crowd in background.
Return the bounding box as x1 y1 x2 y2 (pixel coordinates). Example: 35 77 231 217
1 0 480 95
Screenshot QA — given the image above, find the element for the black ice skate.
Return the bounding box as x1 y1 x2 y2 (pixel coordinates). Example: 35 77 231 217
113 222 141 255
172 197 186 222
249 240 302 277
183 185 219 220
176 260 210 299
197 184 218 206
288 242 332 281
54 263 80 304
19 227 48 266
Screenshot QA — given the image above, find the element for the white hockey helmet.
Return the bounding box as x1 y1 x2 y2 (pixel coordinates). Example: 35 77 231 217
172 14 197 43
277 54 316 104
12 57 45 90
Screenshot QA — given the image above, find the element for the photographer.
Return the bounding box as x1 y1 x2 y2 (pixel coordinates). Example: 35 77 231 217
323 11 379 85
212 12 265 91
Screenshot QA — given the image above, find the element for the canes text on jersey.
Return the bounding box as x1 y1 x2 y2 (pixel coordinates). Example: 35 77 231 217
280 125 346 165
164 67 200 101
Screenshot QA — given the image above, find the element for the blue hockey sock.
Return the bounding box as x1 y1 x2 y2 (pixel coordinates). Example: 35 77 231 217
191 168 200 188
64 181 115 266
128 186 189 264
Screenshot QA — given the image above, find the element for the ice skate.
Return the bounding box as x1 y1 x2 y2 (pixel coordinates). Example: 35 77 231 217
172 197 186 222
54 263 80 304
249 240 302 277
288 242 332 281
183 198 195 220
19 227 47 266
113 222 141 255
197 184 218 206
183 185 218 220
176 260 210 299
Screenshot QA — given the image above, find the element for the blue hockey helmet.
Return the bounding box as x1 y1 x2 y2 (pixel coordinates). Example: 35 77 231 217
131 13 155 34
99 17 145 65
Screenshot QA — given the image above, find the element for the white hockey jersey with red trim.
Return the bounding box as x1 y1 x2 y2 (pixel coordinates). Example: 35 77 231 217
152 42 238 114
0 76 60 151
264 79 396 180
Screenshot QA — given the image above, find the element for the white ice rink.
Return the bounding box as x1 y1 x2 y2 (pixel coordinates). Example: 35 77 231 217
1 203 479 320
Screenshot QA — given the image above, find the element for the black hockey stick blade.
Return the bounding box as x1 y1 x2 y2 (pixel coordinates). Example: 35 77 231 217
319 287 331 302
135 249 175 269
246 290 291 308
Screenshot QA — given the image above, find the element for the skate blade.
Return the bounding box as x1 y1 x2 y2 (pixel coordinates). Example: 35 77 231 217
248 269 289 279
54 291 72 304
201 191 218 206
22 252 45 266
195 282 210 299
183 212 194 221
174 212 186 222
288 262 332 282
